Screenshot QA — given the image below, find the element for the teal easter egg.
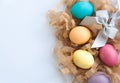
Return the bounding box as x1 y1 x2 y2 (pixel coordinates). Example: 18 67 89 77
70 1 94 19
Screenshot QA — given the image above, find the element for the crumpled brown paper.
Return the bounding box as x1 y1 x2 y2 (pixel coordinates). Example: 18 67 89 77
48 0 120 83
89 0 117 13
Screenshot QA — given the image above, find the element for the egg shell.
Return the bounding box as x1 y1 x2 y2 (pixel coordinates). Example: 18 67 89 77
70 1 94 19
88 72 110 83
69 26 91 45
72 50 94 69
99 44 118 66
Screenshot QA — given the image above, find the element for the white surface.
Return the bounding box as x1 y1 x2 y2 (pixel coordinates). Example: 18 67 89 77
0 0 65 83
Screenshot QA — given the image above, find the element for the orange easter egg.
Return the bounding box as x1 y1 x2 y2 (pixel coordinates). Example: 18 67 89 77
69 26 91 45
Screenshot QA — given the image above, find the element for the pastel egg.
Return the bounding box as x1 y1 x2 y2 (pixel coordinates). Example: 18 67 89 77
72 50 94 69
99 44 118 66
70 1 94 19
69 26 91 45
88 72 110 83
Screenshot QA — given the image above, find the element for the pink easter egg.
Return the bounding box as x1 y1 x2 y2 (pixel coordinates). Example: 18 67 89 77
99 44 118 66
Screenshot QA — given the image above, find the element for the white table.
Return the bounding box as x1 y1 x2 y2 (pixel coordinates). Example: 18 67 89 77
0 0 64 83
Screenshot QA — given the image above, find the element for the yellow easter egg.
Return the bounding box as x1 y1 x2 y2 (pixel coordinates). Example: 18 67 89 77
69 26 91 45
72 50 94 69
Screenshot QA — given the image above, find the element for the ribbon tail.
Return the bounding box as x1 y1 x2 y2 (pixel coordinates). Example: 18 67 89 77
80 16 97 27
91 29 108 48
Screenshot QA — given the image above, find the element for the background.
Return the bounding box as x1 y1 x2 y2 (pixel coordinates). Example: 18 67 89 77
0 0 65 83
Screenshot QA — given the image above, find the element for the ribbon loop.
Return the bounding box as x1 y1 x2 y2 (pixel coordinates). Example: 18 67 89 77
96 10 109 21
106 26 118 39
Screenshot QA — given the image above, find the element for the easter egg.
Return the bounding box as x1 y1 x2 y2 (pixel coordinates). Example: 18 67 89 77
70 1 94 19
69 26 91 45
72 50 94 69
88 72 110 83
99 44 118 66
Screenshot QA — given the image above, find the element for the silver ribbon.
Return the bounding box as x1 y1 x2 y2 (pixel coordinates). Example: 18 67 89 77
80 10 118 48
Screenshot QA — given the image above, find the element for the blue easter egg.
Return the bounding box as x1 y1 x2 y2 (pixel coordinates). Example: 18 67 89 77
70 1 94 19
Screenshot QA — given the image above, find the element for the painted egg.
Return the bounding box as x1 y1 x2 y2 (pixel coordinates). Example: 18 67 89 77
72 50 94 69
70 1 94 19
69 26 91 45
88 72 110 83
99 44 118 66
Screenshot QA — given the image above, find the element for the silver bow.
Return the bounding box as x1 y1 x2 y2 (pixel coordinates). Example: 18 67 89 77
80 10 118 48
